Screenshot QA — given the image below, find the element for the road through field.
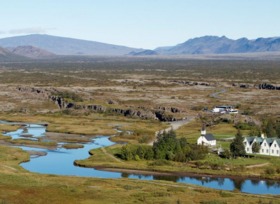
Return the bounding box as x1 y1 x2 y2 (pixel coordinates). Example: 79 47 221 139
148 116 196 145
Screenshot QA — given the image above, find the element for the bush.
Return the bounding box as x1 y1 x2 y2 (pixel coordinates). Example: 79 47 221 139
186 145 208 160
265 167 275 175
120 144 154 161
138 135 153 143
220 149 232 159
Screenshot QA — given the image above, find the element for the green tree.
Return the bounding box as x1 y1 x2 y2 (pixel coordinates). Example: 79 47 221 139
249 127 261 137
262 118 277 137
153 130 177 160
186 144 208 161
230 129 246 158
275 123 280 138
152 130 193 161
252 142 260 153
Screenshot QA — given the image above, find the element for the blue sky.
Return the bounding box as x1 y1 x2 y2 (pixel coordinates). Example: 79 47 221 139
0 0 279 49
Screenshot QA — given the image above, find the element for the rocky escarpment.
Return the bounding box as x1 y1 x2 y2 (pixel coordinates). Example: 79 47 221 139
50 96 183 121
16 86 186 122
232 83 252 89
170 80 211 86
259 83 280 90
232 83 280 90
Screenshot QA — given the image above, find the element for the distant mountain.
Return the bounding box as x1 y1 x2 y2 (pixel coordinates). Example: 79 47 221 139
1 35 280 57
155 36 280 55
128 49 158 56
0 34 143 56
8 46 56 59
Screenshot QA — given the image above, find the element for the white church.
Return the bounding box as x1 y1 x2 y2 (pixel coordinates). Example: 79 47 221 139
197 124 216 146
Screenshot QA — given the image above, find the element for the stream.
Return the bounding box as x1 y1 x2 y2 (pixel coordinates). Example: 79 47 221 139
2 121 280 195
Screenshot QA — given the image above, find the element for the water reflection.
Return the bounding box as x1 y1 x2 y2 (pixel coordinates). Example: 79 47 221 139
2 121 280 195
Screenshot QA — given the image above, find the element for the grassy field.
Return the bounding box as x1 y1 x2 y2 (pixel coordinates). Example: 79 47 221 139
0 143 279 203
0 58 279 202
0 113 166 143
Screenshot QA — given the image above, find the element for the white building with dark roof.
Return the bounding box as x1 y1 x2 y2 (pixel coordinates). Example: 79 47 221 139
197 124 216 146
243 136 280 156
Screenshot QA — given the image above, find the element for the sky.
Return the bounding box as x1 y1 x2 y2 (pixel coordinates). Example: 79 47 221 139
0 0 279 49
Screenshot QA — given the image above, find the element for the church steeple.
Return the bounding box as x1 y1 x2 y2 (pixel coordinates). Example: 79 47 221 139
201 123 206 136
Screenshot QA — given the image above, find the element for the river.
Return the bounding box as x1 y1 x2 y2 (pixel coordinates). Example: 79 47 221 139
2 121 280 195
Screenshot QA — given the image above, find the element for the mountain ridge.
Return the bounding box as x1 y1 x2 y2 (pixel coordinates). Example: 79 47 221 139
0 34 143 56
154 35 280 55
1 34 280 56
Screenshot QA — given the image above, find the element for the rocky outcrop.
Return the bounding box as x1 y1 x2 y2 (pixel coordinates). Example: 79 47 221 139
155 111 177 121
157 106 181 113
17 86 51 98
259 83 280 90
170 80 210 86
232 83 252 88
232 82 280 90
16 86 185 122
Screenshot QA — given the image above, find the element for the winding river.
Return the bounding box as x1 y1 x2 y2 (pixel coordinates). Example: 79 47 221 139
2 122 280 195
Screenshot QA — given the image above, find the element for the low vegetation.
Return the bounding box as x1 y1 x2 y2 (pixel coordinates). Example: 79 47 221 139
0 57 279 202
61 143 84 149
119 130 208 163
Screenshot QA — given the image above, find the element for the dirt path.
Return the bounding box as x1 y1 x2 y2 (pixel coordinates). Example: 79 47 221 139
209 88 227 99
101 147 124 163
148 116 196 145
0 164 18 172
246 162 269 169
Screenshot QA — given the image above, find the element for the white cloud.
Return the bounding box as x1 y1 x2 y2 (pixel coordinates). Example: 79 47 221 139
9 27 50 35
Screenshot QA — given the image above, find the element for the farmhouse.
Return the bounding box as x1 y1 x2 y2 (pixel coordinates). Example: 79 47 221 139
243 135 280 156
197 125 216 146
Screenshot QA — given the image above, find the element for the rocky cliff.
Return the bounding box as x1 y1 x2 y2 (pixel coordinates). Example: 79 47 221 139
16 86 185 121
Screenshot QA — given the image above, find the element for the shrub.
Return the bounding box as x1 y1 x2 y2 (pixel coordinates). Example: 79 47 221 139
186 145 208 160
220 149 232 159
265 167 275 175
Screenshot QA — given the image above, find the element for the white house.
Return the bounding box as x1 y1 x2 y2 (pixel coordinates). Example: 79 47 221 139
197 125 216 146
212 105 238 114
243 135 280 157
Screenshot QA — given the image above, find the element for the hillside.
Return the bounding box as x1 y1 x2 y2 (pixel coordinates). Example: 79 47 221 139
0 34 143 56
8 46 56 59
0 47 28 61
128 49 158 56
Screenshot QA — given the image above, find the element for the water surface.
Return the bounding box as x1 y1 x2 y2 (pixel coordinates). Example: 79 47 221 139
3 122 280 195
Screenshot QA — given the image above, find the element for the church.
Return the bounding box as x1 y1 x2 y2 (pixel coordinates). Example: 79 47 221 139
197 124 216 146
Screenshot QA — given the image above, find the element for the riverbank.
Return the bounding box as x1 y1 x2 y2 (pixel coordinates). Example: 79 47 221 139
75 143 280 182
0 142 279 203
1 116 280 201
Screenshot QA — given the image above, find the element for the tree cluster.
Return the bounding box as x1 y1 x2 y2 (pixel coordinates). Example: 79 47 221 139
262 118 280 138
120 130 208 162
230 129 246 158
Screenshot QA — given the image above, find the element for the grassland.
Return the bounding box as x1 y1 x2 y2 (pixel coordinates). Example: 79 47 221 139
0 57 280 202
0 142 279 204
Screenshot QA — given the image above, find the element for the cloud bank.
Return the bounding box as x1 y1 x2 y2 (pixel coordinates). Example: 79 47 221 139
0 27 56 35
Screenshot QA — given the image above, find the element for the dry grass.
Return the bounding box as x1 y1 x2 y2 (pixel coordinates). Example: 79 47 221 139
0 59 279 203
0 145 278 204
